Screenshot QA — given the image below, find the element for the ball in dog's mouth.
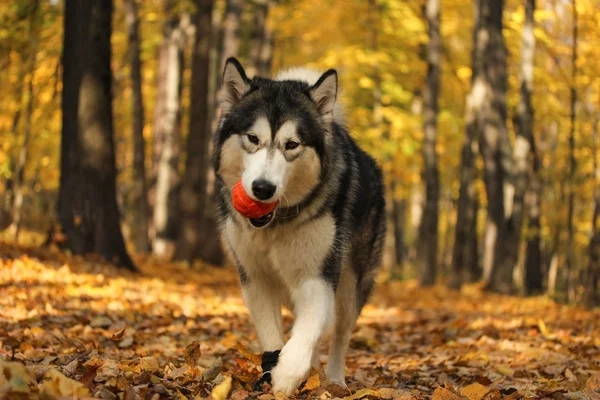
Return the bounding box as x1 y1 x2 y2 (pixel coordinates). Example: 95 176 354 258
249 211 275 228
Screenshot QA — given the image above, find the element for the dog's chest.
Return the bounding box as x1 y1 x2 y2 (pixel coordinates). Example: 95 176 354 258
225 214 336 284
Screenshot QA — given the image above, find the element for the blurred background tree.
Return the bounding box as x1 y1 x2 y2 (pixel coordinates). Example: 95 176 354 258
1 0 599 304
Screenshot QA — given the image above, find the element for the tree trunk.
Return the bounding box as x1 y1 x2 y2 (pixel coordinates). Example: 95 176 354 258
218 0 244 72
476 0 514 294
587 110 600 306
565 0 578 301
451 129 480 289
174 0 214 262
416 0 441 287
124 0 150 253
524 140 543 294
9 0 40 242
511 0 543 294
451 0 488 290
390 180 406 279
58 0 135 271
247 1 267 77
151 0 185 257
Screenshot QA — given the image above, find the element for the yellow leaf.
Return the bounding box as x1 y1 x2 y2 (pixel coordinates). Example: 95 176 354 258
432 387 463 400
41 368 89 399
0 360 34 394
343 388 381 400
233 342 262 366
210 375 232 400
304 372 321 391
587 372 600 391
460 383 498 400
139 356 160 372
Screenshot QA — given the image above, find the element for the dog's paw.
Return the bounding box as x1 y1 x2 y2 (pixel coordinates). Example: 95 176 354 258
271 346 312 397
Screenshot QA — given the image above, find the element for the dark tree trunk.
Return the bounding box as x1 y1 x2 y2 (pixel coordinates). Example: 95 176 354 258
58 0 135 270
10 0 40 241
248 1 267 77
247 0 273 77
451 0 487 290
151 0 185 257
565 0 578 301
174 0 214 262
515 0 542 295
125 0 150 253
416 0 441 287
475 0 514 294
218 0 244 72
587 112 600 306
390 181 406 279
451 131 480 289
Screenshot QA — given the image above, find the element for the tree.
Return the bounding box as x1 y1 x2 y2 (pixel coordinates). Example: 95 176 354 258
587 107 600 306
58 0 135 270
565 0 578 301
124 0 150 253
9 0 40 241
451 0 485 290
151 0 185 257
514 0 542 294
248 0 274 77
476 0 514 293
174 0 214 262
416 0 441 287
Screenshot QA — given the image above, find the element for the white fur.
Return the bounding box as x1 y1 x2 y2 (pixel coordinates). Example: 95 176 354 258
224 213 338 396
240 120 308 204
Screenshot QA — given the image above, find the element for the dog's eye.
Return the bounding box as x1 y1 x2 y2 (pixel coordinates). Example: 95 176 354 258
247 134 259 145
285 141 300 151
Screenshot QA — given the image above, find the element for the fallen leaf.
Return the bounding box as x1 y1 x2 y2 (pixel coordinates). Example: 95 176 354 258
231 390 250 400
433 387 465 400
139 356 159 372
119 336 134 348
63 359 78 376
111 327 126 341
565 368 577 383
304 372 321 391
378 388 415 399
343 388 381 400
0 360 34 394
211 375 232 400
90 316 113 328
234 342 262 366
184 341 202 367
460 383 500 400
587 372 600 391
201 357 222 382
41 368 90 398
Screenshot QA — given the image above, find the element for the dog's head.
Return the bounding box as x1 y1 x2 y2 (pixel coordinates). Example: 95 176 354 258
214 58 338 227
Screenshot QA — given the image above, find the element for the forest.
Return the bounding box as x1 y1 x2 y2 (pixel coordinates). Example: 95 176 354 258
1 0 600 399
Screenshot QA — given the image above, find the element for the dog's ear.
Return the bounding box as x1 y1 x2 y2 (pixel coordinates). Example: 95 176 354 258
221 57 250 111
309 69 338 121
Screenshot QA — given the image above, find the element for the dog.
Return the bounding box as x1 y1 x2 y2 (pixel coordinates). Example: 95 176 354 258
212 57 386 396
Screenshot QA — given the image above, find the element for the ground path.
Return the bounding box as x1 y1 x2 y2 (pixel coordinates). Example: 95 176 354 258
1 242 599 399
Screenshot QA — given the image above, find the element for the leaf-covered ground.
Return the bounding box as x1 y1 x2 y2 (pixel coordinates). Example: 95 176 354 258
1 242 600 400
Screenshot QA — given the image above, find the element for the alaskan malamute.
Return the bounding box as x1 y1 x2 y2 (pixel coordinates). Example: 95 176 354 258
212 57 386 396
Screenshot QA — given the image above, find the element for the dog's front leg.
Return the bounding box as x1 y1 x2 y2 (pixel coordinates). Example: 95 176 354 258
241 277 285 352
271 278 334 396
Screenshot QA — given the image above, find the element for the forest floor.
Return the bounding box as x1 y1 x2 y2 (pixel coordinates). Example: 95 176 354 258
1 241 600 400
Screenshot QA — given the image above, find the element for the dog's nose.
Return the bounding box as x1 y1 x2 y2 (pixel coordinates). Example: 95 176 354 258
252 179 276 201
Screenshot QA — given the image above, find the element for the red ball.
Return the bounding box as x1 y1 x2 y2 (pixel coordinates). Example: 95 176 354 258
231 179 277 219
